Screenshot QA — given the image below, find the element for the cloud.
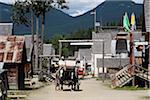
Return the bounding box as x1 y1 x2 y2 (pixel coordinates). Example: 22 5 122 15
0 0 15 3
70 10 86 17
0 0 144 16
63 0 104 16
64 0 143 16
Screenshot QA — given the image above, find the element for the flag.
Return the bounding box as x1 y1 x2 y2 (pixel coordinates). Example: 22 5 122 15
131 13 136 31
123 12 130 32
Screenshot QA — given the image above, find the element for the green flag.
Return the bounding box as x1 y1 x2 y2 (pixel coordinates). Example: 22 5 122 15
123 12 130 32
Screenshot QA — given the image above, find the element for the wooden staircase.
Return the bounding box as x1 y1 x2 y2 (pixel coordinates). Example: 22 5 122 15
111 65 133 88
134 65 150 82
111 64 150 88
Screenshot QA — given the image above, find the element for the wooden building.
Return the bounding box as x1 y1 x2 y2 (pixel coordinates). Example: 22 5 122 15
0 36 27 90
144 0 150 70
0 62 8 100
144 0 150 33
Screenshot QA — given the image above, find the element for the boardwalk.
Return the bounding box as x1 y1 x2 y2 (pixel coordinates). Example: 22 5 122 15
27 77 149 100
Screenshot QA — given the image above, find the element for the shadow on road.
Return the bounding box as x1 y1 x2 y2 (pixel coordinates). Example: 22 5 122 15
74 89 83 92
63 89 72 91
62 89 83 92
79 77 92 80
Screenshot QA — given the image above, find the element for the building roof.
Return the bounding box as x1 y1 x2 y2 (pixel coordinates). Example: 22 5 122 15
0 36 25 63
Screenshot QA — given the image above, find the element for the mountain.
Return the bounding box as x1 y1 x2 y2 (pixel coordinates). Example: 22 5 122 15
0 0 143 39
0 2 12 22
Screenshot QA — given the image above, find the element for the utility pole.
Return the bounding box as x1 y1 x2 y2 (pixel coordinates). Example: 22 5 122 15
102 39 105 82
35 16 39 73
94 9 96 32
119 53 122 69
59 41 62 57
41 1 45 55
47 57 51 75
31 4 35 75
91 9 96 32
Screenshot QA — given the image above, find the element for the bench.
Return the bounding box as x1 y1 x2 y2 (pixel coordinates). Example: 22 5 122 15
7 94 27 100
7 90 27 100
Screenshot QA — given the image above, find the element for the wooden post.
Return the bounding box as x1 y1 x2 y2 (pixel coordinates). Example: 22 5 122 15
35 16 39 73
129 32 135 86
59 42 62 57
41 5 45 55
31 10 35 75
129 32 135 65
102 40 105 82
48 57 51 75
144 0 150 88
39 57 42 71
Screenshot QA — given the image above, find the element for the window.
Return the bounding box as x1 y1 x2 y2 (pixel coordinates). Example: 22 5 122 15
6 52 13 61
0 53 4 62
116 39 128 54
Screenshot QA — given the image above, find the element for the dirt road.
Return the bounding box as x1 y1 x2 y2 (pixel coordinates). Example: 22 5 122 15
27 77 149 100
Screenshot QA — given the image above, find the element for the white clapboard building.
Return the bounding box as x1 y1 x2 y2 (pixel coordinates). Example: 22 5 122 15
0 23 13 35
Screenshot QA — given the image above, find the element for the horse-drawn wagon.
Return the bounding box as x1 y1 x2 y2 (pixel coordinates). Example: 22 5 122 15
55 59 80 91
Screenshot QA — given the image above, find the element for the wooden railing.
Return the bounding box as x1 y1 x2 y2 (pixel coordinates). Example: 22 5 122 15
134 65 150 81
111 64 133 88
111 64 150 88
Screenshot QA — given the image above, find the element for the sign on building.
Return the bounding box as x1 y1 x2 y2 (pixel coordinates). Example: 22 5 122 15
0 23 13 35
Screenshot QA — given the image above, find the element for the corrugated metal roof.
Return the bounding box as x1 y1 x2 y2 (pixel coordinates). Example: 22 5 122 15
0 36 25 63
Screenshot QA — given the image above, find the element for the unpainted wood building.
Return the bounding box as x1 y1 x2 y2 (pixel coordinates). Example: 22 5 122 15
0 36 27 90
0 62 8 100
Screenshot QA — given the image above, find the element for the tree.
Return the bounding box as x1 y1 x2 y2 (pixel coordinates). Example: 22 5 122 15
12 0 30 27
48 29 92 57
49 34 66 54
12 0 68 72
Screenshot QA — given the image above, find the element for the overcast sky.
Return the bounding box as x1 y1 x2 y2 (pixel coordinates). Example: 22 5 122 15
0 0 143 16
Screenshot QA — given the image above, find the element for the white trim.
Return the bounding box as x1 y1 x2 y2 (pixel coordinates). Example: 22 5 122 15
0 23 13 26
70 42 93 46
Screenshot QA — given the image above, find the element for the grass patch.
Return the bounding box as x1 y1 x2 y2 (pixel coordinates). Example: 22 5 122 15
143 96 150 100
115 86 149 91
91 76 97 79
141 96 150 100
96 77 102 81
